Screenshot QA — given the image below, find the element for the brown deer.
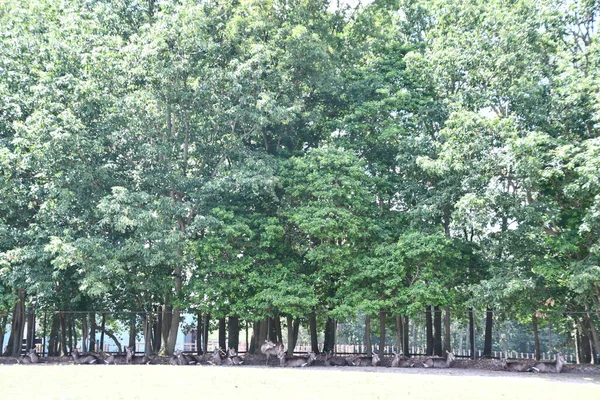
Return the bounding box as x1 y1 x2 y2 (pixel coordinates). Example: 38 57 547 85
423 351 455 368
529 353 567 373
175 350 199 365
502 358 530 372
278 351 317 367
16 348 42 364
324 351 350 366
350 352 381 367
391 352 414 368
208 348 226 365
125 346 152 365
226 348 244 365
72 347 102 364
260 340 285 365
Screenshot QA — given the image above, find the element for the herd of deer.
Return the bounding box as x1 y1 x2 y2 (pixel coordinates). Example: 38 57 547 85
13 340 568 373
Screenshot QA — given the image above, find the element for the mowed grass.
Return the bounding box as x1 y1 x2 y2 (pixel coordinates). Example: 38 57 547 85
1 365 599 400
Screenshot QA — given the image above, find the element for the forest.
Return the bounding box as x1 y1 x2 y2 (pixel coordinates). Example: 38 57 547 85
0 0 599 362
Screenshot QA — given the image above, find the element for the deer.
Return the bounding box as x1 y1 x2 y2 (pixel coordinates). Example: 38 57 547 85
529 353 567 373
72 347 102 364
208 348 227 365
278 351 317 367
422 351 455 368
125 346 152 365
391 351 414 368
104 350 127 365
226 348 244 365
324 351 350 366
260 339 285 365
175 350 199 365
349 352 381 367
502 358 530 372
16 348 42 364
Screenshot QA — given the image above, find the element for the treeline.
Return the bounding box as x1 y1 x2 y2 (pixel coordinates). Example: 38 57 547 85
1 0 599 361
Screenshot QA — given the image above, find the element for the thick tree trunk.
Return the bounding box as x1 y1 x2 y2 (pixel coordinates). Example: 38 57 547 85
425 306 433 356
153 307 162 353
68 314 75 354
273 316 282 343
309 312 319 353
26 309 35 351
578 319 592 363
129 314 136 350
584 306 600 364
395 315 402 353
532 312 541 360
379 310 386 355
218 318 226 350
249 321 259 354
323 317 336 353
364 315 372 356
483 308 493 358
9 289 26 356
143 312 152 355
443 307 451 354
403 315 409 357
433 306 443 356
59 311 68 356
227 316 239 352
469 308 475 360
48 314 60 356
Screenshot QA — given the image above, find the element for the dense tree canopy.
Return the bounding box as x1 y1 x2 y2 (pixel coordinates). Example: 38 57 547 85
1 0 599 359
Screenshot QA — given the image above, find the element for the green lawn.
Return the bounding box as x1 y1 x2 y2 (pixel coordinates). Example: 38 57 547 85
1 365 598 400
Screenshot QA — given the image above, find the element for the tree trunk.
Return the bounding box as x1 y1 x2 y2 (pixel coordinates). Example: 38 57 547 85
143 312 152 355
153 306 162 353
48 314 60 356
81 313 88 353
443 307 451 354
309 312 319 353
202 314 210 354
425 306 433 356
433 306 443 356
9 289 26 356
584 305 600 364
287 315 295 356
129 314 136 350
26 309 35 352
395 315 402 353
218 318 226 350
249 321 259 354
532 312 541 361
379 310 386 355
68 314 75 355
403 315 409 357
89 312 96 352
96 326 122 354
578 319 592 363
273 316 282 343
323 317 336 353
483 308 493 358
364 315 372 356
196 312 203 355
59 311 68 356
469 307 475 360
228 318 240 351
100 313 106 352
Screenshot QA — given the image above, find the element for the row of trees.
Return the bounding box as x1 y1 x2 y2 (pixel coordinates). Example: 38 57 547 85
1 0 599 361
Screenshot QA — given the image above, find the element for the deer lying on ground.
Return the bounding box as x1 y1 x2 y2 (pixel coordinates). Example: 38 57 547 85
72 348 102 364
501 358 530 372
324 351 350 366
260 340 285 365
125 346 152 365
174 350 199 365
226 348 244 365
16 348 42 364
278 351 317 367
104 350 127 365
422 351 455 368
349 352 381 367
208 348 227 365
529 353 567 373
391 352 414 368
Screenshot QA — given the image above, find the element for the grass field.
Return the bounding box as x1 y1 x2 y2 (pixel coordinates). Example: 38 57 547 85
1 365 599 400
